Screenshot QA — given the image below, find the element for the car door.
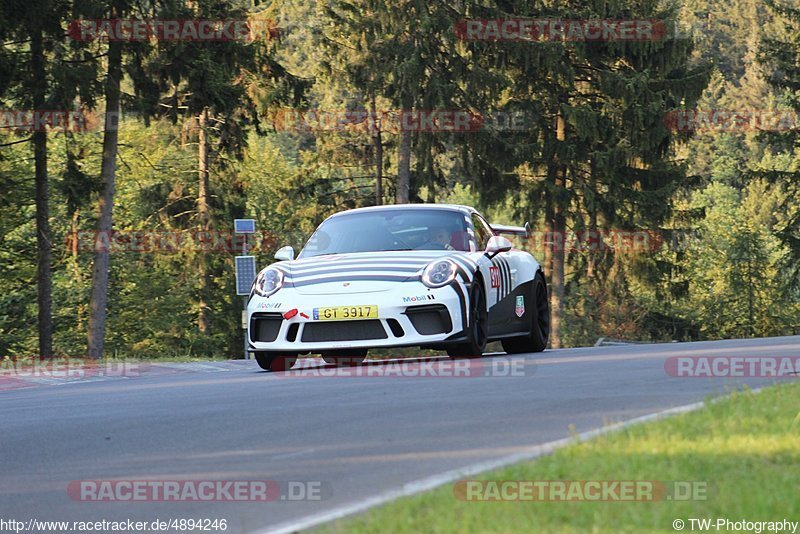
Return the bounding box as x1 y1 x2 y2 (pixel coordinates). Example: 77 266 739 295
471 213 524 334
470 213 505 308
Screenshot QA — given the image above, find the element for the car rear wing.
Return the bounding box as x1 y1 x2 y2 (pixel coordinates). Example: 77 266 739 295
491 222 530 238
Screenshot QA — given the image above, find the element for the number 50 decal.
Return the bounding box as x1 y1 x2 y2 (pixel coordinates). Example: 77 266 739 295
489 266 501 288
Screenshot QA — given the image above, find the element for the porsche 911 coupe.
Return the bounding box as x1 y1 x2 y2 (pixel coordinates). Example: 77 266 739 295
247 204 550 371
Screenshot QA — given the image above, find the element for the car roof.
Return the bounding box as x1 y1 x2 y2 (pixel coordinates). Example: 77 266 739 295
327 203 477 219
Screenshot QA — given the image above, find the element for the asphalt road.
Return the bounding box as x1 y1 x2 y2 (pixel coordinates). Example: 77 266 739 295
1 336 798 533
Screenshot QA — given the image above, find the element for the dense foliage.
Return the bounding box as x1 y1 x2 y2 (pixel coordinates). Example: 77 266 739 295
1 0 798 359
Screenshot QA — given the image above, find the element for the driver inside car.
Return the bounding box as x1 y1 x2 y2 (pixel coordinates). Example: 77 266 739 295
423 226 455 250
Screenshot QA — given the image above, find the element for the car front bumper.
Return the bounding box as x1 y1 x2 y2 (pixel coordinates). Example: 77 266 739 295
246 282 467 353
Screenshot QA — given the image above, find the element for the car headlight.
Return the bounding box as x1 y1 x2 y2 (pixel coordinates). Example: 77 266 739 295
421 259 457 288
253 268 284 297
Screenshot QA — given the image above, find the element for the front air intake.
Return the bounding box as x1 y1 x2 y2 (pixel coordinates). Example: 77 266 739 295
250 313 283 342
405 304 452 335
301 320 388 342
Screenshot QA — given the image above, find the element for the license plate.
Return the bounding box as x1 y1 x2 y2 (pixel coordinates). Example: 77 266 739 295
313 305 378 321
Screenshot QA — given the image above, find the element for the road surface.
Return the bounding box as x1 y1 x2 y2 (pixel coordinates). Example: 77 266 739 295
1 336 798 532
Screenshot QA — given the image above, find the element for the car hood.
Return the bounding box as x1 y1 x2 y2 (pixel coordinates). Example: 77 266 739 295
279 251 460 295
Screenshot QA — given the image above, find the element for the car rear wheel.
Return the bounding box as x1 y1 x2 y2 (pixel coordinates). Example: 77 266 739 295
321 349 368 367
447 281 488 358
501 272 549 354
253 352 298 372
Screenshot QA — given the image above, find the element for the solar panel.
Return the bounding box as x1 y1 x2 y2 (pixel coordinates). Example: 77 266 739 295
234 219 256 234
235 255 257 295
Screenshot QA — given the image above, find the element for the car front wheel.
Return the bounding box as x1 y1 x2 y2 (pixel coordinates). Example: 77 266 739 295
253 352 298 372
447 281 488 358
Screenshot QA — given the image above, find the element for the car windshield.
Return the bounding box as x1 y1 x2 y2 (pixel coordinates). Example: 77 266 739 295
298 208 472 258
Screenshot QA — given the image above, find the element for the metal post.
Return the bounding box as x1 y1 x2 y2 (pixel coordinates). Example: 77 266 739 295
242 233 249 360
234 219 257 361
243 296 249 360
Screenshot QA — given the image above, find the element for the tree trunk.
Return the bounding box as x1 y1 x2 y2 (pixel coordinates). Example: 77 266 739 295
424 149 435 203
543 195 553 279
746 233 755 337
30 28 52 359
87 38 123 359
549 112 567 349
197 108 211 334
396 127 411 204
587 159 597 279
370 92 383 205
198 109 210 226
550 196 566 349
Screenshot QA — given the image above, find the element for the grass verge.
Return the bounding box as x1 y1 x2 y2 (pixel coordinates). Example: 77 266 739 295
321 382 800 533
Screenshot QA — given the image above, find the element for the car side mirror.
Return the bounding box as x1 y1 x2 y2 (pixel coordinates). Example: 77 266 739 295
485 235 512 258
274 246 295 261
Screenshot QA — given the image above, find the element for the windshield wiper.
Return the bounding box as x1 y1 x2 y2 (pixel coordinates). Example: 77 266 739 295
302 252 341 258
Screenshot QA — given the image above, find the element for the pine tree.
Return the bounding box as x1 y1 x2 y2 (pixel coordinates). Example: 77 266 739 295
476 0 711 346
0 0 78 358
84 0 160 358
126 0 301 337
757 0 800 282
321 0 500 204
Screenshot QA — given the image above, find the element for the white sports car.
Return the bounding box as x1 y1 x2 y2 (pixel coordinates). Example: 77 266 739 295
247 204 550 371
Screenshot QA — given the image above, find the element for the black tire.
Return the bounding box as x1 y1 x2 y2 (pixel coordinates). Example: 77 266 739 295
253 352 297 372
447 281 489 358
321 349 367 367
501 271 549 354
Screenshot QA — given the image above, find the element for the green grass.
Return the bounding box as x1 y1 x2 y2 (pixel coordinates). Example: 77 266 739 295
321 383 800 533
